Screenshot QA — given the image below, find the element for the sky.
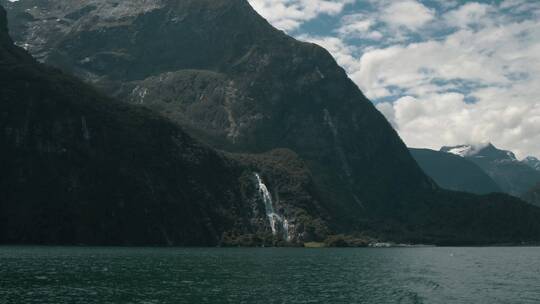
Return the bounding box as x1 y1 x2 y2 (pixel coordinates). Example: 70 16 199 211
248 0 540 159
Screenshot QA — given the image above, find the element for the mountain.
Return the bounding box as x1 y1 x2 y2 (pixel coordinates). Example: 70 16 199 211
523 156 540 172
0 5 331 246
4 2 540 245
3 0 436 220
523 184 540 207
410 148 501 195
441 144 540 197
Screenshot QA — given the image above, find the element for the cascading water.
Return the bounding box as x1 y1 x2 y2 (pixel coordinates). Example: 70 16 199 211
254 173 291 241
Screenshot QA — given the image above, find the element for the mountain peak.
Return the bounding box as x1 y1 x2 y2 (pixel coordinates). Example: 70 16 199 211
441 142 540 196
479 143 518 161
441 143 517 161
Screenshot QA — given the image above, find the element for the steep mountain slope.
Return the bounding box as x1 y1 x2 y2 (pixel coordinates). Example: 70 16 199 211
0 5 328 246
442 144 540 197
523 184 540 207
410 148 501 195
3 0 434 221
4 2 540 245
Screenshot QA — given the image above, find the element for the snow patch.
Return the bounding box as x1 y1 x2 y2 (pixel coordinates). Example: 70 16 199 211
447 145 473 157
444 143 491 158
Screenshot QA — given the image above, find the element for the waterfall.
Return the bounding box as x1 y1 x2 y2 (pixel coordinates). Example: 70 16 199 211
254 173 291 241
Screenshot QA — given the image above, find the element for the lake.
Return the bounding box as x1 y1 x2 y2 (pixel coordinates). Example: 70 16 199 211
0 247 539 303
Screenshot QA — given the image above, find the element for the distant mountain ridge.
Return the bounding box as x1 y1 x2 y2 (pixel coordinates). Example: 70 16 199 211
441 144 540 197
410 148 502 195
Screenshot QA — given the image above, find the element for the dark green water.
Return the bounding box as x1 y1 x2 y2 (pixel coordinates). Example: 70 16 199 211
0 247 539 303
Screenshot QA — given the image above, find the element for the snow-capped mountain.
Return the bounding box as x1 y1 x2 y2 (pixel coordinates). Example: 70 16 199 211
440 143 540 197
441 143 518 162
441 145 479 157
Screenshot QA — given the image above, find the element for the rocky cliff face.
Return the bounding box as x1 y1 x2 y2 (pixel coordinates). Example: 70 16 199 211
0 5 328 246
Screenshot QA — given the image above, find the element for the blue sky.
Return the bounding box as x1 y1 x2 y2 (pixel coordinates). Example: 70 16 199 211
249 0 540 159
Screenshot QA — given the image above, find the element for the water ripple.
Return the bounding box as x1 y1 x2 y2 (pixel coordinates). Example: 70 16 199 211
0 247 539 303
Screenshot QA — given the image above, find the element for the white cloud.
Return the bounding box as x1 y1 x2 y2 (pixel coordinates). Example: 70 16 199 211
354 29 515 100
366 6 540 158
377 87 540 159
248 0 352 31
500 0 540 12
252 0 540 158
444 2 492 29
380 1 435 30
336 0 435 43
337 13 383 40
